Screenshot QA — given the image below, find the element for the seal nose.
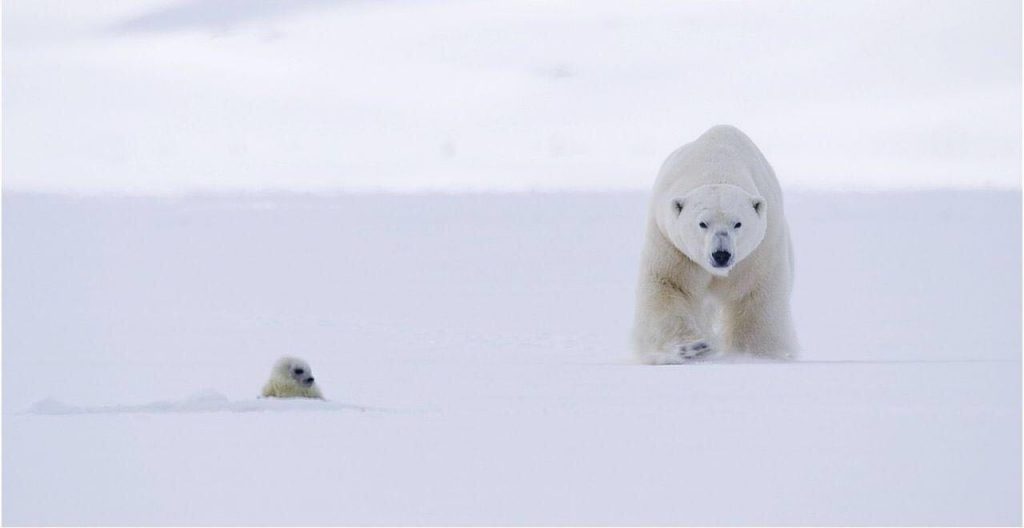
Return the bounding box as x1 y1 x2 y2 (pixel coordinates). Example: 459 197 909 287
304 377 315 385
712 250 732 267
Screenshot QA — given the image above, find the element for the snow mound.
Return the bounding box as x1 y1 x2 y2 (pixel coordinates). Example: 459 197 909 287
27 390 371 415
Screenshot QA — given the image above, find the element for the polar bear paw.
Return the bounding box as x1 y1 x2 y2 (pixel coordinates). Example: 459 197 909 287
647 340 713 364
676 340 712 360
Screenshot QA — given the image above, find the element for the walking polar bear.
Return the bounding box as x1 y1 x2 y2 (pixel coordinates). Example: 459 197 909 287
632 125 797 364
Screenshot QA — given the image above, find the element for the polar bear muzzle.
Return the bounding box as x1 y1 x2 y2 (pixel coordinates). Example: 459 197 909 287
712 250 732 268
710 231 734 268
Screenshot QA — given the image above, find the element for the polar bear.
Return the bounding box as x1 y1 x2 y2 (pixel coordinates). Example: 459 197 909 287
261 356 324 399
632 125 797 364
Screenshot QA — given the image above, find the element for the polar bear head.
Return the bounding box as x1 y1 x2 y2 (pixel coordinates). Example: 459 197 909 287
666 184 767 277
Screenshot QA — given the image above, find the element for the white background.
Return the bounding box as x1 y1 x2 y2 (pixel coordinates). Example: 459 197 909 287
3 0 1021 193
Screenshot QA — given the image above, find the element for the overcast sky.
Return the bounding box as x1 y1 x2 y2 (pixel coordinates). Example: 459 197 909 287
3 0 1021 193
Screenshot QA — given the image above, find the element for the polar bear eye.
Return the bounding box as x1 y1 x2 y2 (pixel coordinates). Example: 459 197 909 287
734 222 742 228
293 368 304 375
698 222 708 229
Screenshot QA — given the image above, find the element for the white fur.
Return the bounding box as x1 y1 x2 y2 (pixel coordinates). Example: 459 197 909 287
261 356 324 399
632 125 798 364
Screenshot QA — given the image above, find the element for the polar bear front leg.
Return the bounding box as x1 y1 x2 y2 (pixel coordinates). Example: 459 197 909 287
722 287 798 358
633 277 714 364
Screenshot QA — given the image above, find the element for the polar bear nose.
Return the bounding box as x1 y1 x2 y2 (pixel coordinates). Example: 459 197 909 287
712 250 732 267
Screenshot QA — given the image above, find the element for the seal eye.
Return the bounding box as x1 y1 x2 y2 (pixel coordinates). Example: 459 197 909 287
293 368 304 375
734 222 742 228
698 222 708 229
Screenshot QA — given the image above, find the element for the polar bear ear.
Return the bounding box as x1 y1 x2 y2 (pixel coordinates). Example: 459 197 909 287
752 197 765 216
672 198 685 216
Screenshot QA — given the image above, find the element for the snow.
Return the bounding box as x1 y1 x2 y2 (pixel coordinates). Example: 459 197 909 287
3 190 1020 525
26 391 374 415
